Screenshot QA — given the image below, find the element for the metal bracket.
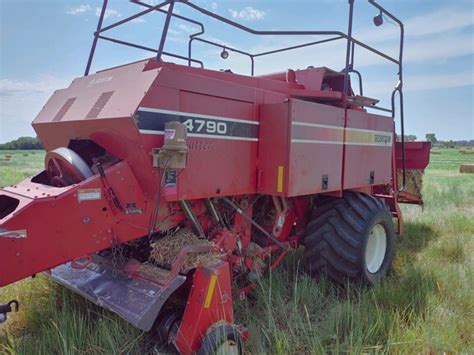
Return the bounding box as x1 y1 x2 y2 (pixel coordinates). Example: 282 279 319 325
222 197 288 251
0 300 19 323
322 174 329 190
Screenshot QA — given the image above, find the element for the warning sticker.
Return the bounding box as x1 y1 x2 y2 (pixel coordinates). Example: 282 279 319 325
164 129 176 140
77 188 102 202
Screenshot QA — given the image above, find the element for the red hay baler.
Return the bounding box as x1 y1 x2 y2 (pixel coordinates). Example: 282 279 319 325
0 1 431 353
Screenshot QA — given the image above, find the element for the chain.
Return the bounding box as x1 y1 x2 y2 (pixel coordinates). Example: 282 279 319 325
110 228 125 276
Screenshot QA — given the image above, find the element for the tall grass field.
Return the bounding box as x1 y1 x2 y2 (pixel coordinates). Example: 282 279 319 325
0 148 473 354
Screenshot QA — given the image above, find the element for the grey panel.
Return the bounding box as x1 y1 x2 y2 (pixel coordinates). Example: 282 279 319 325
49 262 186 331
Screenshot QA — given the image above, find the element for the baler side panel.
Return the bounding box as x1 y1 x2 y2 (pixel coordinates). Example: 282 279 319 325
258 99 344 196
288 99 345 196
137 68 260 200
258 103 290 195
178 91 258 200
343 110 394 190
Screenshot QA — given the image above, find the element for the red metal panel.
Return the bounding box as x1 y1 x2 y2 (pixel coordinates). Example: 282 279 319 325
138 73 260 200
177 92 257 199
288 100 344 196
343 110 394 190
33 60 159 124
395 141 431 170
0 161 151 287
258 99 344 196
175 262 234 354
258 103 289 195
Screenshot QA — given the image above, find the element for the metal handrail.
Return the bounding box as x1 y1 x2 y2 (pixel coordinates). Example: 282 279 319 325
84 0 406 191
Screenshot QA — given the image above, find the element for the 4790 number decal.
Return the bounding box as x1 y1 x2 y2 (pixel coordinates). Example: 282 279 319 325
183 118 228 135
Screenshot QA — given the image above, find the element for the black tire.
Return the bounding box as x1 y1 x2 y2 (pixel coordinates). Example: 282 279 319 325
198 324 243 355
304 192 395 285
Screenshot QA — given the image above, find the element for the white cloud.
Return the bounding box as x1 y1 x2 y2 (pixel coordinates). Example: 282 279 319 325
177 23 199 33
365 71 474 96
66 4 91 15
66 4 121 20
0 76 72 142
95 7 121 20
229 7 266 21
0 77 67 94
131 18 146 24
359 7 474 43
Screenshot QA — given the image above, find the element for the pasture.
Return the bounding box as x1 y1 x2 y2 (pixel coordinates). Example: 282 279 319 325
0 148 473 354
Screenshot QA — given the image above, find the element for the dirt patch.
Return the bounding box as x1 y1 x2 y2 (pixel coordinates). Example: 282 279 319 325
459 164 474 173
149 229 221 272
398 169 424 196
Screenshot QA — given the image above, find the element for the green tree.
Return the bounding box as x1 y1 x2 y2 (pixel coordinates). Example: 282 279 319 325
397 134 417 142
0 136 43 150
425 133 438 144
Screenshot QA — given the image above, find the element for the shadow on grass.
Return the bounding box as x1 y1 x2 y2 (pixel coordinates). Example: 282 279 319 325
398 221 439 256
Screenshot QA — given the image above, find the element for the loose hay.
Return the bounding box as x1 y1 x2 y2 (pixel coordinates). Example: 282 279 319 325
459 150 474 155
398 169 424 197
149 229 221 272
459 164 474 173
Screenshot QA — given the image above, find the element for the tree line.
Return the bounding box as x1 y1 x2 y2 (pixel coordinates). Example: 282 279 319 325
1 134 471 150
397 133 473 148
0 137 43 150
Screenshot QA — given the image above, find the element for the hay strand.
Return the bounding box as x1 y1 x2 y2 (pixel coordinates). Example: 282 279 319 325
149 229 221 272
398 169 424 196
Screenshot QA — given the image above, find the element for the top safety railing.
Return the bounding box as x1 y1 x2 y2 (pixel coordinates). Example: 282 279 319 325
85 0 407 192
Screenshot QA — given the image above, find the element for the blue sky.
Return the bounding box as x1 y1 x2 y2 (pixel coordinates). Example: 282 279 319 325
1 0 473 143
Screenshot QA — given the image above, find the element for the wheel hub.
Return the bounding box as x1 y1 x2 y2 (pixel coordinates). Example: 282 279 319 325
45 147 94 187
215 340 239 355
365 223 387 273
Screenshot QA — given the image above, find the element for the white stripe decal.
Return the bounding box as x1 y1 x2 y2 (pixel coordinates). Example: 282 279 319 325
291 139 343 145
139 129 258 142
292 121 344 130
138 107 259 125
345 142 393 147
292 121 392 136
140 129 165 135
291 139 392 147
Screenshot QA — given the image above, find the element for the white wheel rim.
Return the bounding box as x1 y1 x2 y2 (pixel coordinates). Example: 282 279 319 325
365 223 387 273
215 340 239 355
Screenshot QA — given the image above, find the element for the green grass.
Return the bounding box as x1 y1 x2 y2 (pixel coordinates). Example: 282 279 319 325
0 151 45 187
1 148 473 354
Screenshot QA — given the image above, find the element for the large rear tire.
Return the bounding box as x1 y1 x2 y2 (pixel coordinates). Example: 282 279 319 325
304 192 395 285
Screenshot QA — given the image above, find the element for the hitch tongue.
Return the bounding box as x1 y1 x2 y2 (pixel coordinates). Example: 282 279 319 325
0 300 19 323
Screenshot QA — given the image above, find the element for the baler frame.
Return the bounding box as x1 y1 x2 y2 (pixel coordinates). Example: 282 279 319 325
0 1 432 353
85 0 406 185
